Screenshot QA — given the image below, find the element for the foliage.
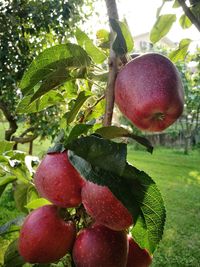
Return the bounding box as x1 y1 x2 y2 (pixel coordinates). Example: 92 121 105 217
150 0 200 61
0 0 92 144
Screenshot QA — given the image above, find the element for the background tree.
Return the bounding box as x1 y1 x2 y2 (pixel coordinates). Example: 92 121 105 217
0 0 92 153
176 50 200 154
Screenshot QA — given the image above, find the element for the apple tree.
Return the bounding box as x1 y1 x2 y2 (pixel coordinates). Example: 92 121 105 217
0 0 193 266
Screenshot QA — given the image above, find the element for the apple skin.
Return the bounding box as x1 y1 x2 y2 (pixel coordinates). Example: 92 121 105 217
34 151 84 208
72 224 128 267
18 205 76 263
126 236 152 267
115 53 184 132
82 181 133 231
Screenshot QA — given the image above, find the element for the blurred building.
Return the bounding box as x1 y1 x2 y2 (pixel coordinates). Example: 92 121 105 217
133 32 176 52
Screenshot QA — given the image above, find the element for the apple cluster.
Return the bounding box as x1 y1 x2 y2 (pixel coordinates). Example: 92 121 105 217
18 52 183 266
18 151 152 266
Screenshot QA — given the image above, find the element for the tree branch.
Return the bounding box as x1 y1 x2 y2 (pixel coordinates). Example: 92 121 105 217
19 126 36 138
178 0 200 32
12 134 38 144
103 0 119 126
0 100 18 141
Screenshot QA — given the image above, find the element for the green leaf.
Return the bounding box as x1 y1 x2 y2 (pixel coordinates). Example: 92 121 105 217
156 1 165 18
109 18 128 56
20 43 90 96
179 14 192 29
169 38 191 62
0 184 7 198
66 91 92 124
0 174 16 187
16 90 64 114
119 20 134 52
96 29 110 49
0 216 24 236
30 67 71 103
173 0 181 8
14 183 30 213
88 71 108 83
150 14 176 43
84 98 105 122
95 126 153 153
62 81 78 98
75 28 107 64
124 164 166 254
69 154 165 254
25 198 51 209
67 124 93 144
67 135 127 176
4 239 25 267
0 141 14 154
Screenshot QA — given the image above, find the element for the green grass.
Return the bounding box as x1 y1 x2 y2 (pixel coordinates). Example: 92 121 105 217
127 146 200 267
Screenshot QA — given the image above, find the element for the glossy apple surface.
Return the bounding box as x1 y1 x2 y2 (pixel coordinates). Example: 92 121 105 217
82 181 133 231
126 236 152 267
34 151 84 207
73 224 128 267
115 53 184 132
18 205 76 263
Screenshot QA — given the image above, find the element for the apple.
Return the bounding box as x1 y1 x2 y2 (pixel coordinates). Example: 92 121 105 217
18 205 76 263
34 151 84 208
115 53 184 132
82 181 133 231
126 236 152 267
72 224 128 267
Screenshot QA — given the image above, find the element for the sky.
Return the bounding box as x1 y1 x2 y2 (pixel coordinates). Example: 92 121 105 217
86 0 200 49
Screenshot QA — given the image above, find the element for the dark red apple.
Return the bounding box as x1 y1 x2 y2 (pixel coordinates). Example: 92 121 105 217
126 236 152 267
34 151 84 208
72 224 128 267
82 181 133 231
115 53 184 132
18 205 76 263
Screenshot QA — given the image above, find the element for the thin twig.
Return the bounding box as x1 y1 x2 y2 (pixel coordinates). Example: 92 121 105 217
103 0 119 126
178 0 200 32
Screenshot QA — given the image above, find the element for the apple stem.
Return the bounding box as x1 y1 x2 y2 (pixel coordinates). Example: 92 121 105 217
103 0 119 127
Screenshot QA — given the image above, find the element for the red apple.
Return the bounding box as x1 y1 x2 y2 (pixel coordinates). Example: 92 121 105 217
126 236 152 267
18 205 76 263
115 53 184 132
34 151 84 208
82 181 133 231
72 224 128 267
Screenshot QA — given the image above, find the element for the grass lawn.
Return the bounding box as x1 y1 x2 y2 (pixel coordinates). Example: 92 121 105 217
127 147 200 267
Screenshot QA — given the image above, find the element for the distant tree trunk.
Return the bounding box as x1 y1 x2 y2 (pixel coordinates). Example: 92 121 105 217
29 140 33 155
184 137 190 155
0 100 18 141
13 143 18 150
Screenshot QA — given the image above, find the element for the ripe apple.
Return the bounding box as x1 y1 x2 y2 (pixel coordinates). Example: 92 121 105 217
18 205 76 263
81 181 133 231
115 53 184 132
72 224 128 267
126 236 152 267
34 151 84 208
